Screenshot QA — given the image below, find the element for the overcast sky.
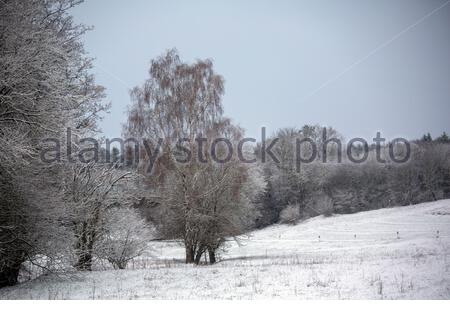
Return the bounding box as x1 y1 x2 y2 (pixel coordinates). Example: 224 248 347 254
71 0 450 142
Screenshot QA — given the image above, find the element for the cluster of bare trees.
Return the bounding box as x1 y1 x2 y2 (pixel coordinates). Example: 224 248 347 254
256 126 450 227
123 50 265 264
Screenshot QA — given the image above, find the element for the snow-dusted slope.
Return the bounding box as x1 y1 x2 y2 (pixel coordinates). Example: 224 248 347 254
2 200 450 299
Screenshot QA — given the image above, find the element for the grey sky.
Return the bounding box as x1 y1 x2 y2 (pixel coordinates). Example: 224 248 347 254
71 0 450 142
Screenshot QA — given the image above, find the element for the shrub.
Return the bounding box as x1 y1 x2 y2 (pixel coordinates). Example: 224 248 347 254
280 205 301 225
96 208 152 270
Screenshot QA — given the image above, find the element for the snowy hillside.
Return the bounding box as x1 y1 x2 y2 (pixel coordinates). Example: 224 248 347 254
1 200 450 299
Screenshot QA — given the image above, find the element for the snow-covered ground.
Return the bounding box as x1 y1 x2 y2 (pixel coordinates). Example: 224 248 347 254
2 200 450 299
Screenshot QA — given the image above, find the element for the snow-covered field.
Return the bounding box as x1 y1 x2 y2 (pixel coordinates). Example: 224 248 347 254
1 200 450 299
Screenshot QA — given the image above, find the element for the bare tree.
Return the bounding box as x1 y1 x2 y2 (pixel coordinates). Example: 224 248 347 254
124 49 262 264
63 162 133 270
95 208 152 270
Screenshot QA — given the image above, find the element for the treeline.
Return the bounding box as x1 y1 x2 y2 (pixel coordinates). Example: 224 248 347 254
254 127 450 227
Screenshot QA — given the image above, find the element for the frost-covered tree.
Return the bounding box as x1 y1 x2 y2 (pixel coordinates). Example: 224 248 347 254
95 208 152 270
0 0 108 286
256 125 341 225
63 162 134 270
279 205 301 225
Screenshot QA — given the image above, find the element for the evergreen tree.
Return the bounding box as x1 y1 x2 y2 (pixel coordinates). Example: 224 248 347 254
436 132 449 143
421 133 433 142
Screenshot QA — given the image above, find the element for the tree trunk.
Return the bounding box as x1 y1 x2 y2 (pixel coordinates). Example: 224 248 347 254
431 190 437 201
75 251 93 271
208 249 216 264
74 223 94 271
74 215 99 271
0 264 21 288
185 246 194 263
194 252 201 265
194 247 204 265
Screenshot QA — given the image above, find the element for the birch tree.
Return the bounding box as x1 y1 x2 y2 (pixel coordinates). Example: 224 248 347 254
124 49 262 264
